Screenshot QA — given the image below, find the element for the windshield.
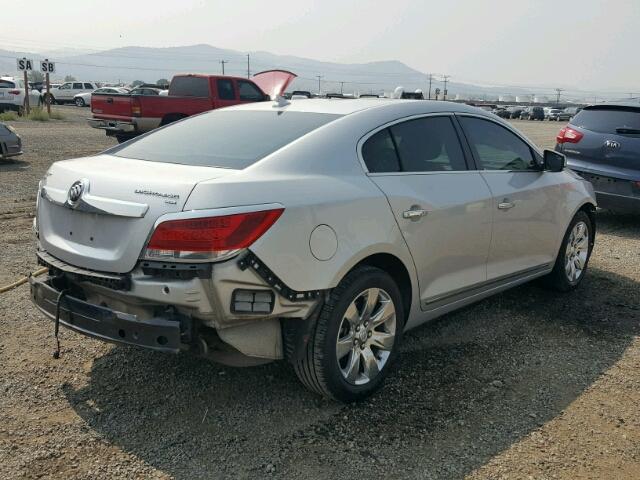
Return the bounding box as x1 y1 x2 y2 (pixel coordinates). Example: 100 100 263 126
572 107 640 134
112 110 342 169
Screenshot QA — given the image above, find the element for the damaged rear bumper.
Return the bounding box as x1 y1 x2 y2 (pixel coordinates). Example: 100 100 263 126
30 275 189 353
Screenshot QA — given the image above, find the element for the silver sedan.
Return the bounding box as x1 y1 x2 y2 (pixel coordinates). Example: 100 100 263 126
31 99 596 401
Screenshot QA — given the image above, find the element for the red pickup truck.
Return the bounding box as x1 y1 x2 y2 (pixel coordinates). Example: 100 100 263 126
88 70 296 142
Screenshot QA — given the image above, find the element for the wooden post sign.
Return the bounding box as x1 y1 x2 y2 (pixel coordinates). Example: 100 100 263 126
40 59 56 116
16 57 33 115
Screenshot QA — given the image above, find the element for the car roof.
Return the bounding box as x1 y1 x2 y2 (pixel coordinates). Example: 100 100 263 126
226 98 491 116
583 101 640 110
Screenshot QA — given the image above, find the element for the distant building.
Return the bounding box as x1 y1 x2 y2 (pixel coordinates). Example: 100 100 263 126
515 95 532 103
534 96 549 103
498 94 515 102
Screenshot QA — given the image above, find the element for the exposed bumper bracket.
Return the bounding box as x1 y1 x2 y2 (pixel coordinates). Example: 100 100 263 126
237 251 323 302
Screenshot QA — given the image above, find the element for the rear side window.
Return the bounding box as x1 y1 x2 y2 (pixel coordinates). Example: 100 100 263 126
572 107 640 134
362 129 400 173
84 83 93 89
459 117 536 171
238 81 264 101
112 110 341 169
216 79 235 100
169 76 210 97
0 80 15 89
362 117 467 173
390 117 467 172
73 83 83 89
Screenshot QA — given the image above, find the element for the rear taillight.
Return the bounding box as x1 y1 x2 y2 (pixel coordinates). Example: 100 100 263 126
8 90 20 95
143 208 284 262
556 126 584 144
131 97 141 117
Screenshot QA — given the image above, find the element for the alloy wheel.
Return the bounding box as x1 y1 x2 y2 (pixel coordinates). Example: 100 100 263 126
565 221 589 282
335 288 396 385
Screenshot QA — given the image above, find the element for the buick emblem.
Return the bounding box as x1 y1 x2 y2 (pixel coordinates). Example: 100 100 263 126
604 140 621 149
68 180 87 203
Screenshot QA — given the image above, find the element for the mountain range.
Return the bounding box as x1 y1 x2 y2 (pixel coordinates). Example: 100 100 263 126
0 44 600 101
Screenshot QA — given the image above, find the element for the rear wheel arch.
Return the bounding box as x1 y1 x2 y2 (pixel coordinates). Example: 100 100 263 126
349 253 413 323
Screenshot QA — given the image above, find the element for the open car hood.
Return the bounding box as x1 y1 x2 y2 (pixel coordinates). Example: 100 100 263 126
252 70 297 99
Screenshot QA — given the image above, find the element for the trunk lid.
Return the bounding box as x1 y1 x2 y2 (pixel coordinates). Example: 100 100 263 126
38 154 235 273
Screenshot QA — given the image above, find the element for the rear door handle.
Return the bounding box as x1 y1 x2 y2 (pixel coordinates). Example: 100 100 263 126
403 206 428 220
498 199 515 210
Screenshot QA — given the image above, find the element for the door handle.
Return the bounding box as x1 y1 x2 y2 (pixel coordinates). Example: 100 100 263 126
498 199 515 210
403 206 428 220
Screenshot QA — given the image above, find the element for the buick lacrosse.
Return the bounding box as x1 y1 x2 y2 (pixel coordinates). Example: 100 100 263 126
31 99 596 401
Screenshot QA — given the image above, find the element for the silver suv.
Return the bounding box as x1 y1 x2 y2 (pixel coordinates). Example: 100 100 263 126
31 100 596 401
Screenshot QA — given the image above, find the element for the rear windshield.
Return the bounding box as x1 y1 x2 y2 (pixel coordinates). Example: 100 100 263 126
572 107 640 134
169 76 210 97
112 110 341 169
0 80 15 89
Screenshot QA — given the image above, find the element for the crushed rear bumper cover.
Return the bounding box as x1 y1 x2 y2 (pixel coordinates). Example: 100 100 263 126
30 275 185 353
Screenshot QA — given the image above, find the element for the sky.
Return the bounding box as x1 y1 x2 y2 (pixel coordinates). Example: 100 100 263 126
5 0 640 92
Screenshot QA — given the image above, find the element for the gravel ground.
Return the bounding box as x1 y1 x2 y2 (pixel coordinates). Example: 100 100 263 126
0 110 639 479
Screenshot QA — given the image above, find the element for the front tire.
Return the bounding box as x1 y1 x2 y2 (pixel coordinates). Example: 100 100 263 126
75 97 85 107
293 266 404 402
543 211 593 292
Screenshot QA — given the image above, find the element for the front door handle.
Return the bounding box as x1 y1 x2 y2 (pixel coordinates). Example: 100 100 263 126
498 199 515 210
403 206 428 220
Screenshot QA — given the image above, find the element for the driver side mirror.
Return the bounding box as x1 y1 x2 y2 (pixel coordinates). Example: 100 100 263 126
543 149 566 172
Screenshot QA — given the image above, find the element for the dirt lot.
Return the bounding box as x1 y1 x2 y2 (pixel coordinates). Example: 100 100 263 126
1 108 639 479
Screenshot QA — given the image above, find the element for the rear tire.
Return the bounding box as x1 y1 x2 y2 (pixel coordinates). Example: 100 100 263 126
542 211 593 292
292 266 404 402
75 97 85 107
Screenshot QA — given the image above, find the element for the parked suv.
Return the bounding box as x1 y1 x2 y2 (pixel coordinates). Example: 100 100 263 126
548 108 572 121
520 106 545 121
46 82 99 105
0 77 42 113
556 102 640 212
31 100 596 401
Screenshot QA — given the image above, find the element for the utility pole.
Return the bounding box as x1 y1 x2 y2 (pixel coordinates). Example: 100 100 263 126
220 60 228 75
316 75 323 95
427 74 433 100
340 81 344 94
246 54 250 78
555 88 564 104
442 75 450 100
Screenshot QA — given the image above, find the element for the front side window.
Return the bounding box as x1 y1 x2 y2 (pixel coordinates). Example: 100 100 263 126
216 79 235 100
59 83 70 90
238 80 264 101
112 110 341 169
459 116 537 171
